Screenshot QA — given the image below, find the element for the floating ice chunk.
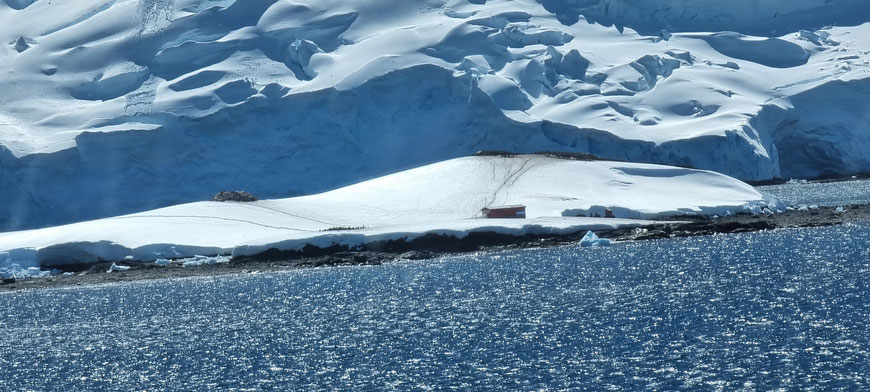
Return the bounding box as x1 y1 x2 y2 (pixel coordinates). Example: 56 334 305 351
580 231 610 247
580 231 599 247
797 204 809 211
809 205 819 210
181 255 231 268
1 258 51 279
17 267 51 279
155 258 170 266
762 194 788 213
124 255 134 261
835 206 845 213
181 260 199 268
107 263 131 273
743 203 762 215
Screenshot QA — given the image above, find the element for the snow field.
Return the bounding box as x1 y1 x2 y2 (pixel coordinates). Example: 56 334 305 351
0 155 763 269
0 0 869 230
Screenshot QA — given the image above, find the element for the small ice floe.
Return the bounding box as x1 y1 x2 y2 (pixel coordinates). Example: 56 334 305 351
181 255 231 268
155 258 171 266
580 231 611 247
764 195 788 213
107 263 131 273
743 195 788 216
809 204 819 210
746 204 763 215
797 204 809 211
124 255 134 261
835 206 845 213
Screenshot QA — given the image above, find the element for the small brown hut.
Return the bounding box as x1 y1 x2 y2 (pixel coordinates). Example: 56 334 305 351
481 205 526 219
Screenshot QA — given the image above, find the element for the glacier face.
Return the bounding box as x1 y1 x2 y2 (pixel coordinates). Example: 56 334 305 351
0 0 869 231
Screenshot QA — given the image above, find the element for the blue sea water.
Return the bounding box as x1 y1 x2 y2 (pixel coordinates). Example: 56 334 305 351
757 178 870 207
2 223 869 391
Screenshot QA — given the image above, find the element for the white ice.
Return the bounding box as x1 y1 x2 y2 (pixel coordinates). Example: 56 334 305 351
579 231 611 247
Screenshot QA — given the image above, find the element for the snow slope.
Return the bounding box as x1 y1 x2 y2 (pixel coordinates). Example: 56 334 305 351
0 155 762 268
0 0 868 230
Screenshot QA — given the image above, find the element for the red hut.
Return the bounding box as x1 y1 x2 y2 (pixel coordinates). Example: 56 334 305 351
481 205 526 219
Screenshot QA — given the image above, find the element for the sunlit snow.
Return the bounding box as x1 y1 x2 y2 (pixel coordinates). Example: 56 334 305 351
0 0 868 230
0 155 762 268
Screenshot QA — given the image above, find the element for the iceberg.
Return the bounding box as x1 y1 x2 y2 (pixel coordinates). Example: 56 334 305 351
580 231 611 247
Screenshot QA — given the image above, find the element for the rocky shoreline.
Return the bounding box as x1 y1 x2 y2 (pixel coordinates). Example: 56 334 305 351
2 204 869 292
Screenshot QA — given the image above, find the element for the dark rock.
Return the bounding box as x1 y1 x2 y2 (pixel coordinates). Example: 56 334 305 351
634 230 670 240
211 191 258 202
474 150 518 157
399 250 435 260
537 151 605 162
321 226 366 231
473 150 607 162
2 278 16 284
14 36 29 53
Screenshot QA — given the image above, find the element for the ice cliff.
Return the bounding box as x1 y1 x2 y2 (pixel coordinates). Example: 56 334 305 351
1 0 868 230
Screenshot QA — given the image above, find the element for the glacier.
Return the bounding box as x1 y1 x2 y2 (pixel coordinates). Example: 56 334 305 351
1 0 869 231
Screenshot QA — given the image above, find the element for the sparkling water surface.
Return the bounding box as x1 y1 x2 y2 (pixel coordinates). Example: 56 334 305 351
2 223 869 391
757 179 870 206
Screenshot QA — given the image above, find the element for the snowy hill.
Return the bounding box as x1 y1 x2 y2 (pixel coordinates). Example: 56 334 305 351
1 0 869 230
0 155 763 268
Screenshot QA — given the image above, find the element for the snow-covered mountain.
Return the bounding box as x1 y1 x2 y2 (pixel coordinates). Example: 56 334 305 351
1 0 868 231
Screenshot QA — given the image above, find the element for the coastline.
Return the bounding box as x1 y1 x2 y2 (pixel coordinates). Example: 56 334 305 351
3 204 869 293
